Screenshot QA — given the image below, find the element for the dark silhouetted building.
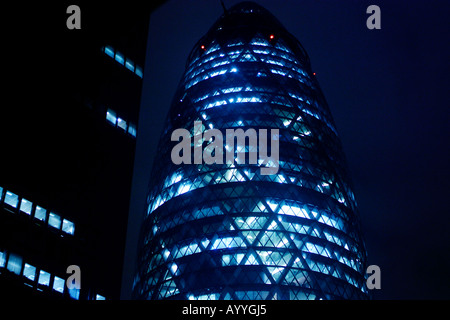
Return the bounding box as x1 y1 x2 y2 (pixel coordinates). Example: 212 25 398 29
0 2 164 300
133 2 368 300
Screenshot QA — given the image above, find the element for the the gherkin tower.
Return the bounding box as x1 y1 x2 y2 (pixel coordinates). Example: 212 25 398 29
133 2 368 300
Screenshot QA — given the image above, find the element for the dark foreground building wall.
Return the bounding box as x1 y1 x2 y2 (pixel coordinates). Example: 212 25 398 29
133 2 368 300
0 2 164 300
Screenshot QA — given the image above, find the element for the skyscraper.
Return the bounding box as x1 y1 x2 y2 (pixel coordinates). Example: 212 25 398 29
0 2 165 300
133 1 368 300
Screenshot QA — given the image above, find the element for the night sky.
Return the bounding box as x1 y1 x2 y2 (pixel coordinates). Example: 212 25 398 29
123 0 450 300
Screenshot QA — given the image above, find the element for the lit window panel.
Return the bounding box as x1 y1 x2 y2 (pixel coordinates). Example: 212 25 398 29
106 109 117 125
114 51 125 65
53 276 65 293
19 198 32 215
34 205 47 222
38 270 51 286
4 191 19 208
48 212 62 230
62 219 75 235
23 263 36 281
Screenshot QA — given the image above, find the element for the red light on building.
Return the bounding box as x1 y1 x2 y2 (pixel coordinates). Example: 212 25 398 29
201 45 206 50
269 34 275 40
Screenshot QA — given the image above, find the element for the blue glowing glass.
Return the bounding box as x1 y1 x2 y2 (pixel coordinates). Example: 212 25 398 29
104 46 114 58
115 51 125 65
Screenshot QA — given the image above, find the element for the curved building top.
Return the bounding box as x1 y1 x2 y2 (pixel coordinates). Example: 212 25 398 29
188 1 310 66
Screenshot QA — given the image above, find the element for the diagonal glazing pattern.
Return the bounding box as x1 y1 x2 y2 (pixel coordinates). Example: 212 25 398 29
133 2 368 300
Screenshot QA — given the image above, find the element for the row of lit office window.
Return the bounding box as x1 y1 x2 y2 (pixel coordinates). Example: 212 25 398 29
151 213 357 273
148 236 361 295
190 36 300 72
191 86 335 133
0 250 105 300
101 46 143 78
106 108 137 138
0 186 75 236
149 165 348 215
185 40 310 90
187 52 308 84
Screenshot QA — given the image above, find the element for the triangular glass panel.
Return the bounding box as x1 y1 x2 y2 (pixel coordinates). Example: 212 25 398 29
245 252 259 265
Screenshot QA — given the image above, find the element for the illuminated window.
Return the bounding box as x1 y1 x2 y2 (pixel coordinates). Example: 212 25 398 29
227 40 244 47
104 46 114 58
96 294 106 300
178 182 191 195
62 219 75 235
4 191 19 208
189 293 219 300
106 109 117 125
125 59 135 72
0 186 3 201
212 60 229 68
6 253 22 275
69 287 80 300
135 66 143 78
271 68 286 76
211 237 246 250
53 276 65 293
222 253 245 266
117 118 127 131
34 205 47 222
38 270 51 286
48 212 62 230
103 45 143 78
23 263 36 281
128 123 137 137
0 250 5 268
19 198 32 215
251 38 269 46
253 48 270 54
115 51 125 65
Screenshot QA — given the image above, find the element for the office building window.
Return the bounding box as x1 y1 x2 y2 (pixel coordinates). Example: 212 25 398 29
115 51 125 65
38 270 51 286
105 108 137 138
117 117 127 131
4 191 19 208
68 287 80 300
125 59 135 72
34 205 47 222
135 66 143 78
19 198 33 215
53 276 65 293
128 123 137 137
104 46 114 58
6 253 22 275
23 263 37 281
102 45 144 78
106 109 117 125
48 212 62 230
0 187 76 235
0 250 6 268
62 219 75 235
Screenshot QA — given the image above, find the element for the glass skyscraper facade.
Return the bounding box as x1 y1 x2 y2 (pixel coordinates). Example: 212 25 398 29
134 2 368 300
